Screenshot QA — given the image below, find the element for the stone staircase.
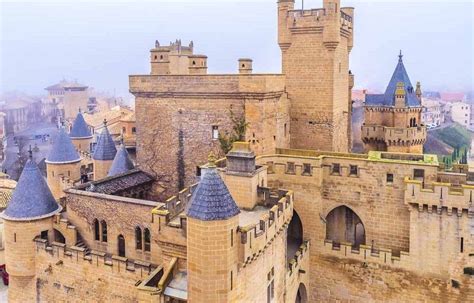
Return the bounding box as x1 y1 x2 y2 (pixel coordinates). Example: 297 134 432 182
53 213 91 256
75 235 91 256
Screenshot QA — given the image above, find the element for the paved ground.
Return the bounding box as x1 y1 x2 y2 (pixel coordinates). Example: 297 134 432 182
2 122 58 180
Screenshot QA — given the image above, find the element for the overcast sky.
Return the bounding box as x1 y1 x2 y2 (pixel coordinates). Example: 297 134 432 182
0 0 473 100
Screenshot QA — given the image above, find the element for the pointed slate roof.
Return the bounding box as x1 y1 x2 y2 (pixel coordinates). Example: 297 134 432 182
1 159 61 221
46 127 81 164
365 52 421 107
187 157 240 221
107 144 135 177
93 121 117 161
70 110 92 139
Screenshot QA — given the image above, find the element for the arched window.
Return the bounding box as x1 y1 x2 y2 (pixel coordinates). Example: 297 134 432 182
118 235 126 257
135 226 142 250
144 228 151 252
101 220 107 242
93 219 100 241
413 118 417 127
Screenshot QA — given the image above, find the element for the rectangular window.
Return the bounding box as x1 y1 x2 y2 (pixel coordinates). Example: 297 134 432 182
212 125 219 139
267 162 274 174
196 166 201 177
349 165 358 176
302 163 311 175
386 173 394 183
332 163 341 175
231 229 233 247
461 237 464 253
286 162 295 174
414 169 425 180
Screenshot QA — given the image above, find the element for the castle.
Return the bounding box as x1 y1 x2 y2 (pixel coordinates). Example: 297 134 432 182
2 0 473 302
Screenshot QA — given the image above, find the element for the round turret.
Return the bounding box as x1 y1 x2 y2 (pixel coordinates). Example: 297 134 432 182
46 127 82 200
1 157 61 302
69 109 92 152
92 120 117 180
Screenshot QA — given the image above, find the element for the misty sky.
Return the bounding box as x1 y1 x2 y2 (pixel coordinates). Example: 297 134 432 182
0 0 473 100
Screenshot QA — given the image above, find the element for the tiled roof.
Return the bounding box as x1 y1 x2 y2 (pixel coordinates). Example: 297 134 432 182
108 145 135 177
93 124 117 161
46 127 81 164
70 111 92 139
1 159 61 221
75 169 154 195
187 165 240 221
365 53 421 108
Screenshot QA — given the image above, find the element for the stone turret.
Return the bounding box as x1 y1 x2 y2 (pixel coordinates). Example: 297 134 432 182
1 154 61 302
107 143 134 177
187 153 240 303
46 127 82 200
69 109 92 152
416 81 422 100
363 52 426 154
92 120 117 180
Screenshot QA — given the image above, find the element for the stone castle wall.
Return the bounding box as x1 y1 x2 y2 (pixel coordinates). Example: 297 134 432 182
65 190 163 264
256 150 473 301
131 74 289 198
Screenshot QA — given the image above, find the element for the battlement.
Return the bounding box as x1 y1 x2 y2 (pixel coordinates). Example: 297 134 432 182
34 238 157 280
152 183 198 221
362 125 427 145
129 74 286 98
404 177 474 214
286 8 353 35
322 240 411 268
239 190 294 266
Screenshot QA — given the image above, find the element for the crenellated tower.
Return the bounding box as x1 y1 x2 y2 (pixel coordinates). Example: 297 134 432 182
278 0 354 152
362 52 426 154
187 154 240 303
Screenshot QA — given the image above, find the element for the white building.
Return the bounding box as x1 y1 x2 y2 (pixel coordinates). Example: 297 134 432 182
421 99 444 127
450 101 471 128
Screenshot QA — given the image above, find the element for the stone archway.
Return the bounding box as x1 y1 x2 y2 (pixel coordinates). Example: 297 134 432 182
287 211 303 262
295 283 308 303
326 205 365 247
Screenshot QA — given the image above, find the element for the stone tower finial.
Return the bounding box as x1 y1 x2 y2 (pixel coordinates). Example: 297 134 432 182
399 50 403 62
207 152 217 168
28 145 33 160
103 118 107 126
155 40 160 48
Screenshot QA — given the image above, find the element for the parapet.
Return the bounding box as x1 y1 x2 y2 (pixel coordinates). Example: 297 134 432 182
404 177 474 215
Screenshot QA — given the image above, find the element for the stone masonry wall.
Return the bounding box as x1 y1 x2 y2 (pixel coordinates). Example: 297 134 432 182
66 191 162 264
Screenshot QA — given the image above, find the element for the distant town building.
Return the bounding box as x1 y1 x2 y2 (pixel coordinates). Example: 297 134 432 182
421 99 444 127
450 101 470 128
440 92 466 103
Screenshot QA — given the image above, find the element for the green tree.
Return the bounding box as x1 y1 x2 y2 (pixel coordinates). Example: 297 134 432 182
218 109 249 155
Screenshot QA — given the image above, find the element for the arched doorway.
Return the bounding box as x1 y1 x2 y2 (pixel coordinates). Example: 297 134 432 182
295 283 308 303
287 211 303 262
326 205 365 248
118 235 126 257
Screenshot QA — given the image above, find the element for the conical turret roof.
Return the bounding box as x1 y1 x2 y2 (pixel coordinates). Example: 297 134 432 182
187 156 240 221
107 144 135 177
365 51 421 107
93 121 117 161
70 110 92 139
1 158 61 221
46 127 81 164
